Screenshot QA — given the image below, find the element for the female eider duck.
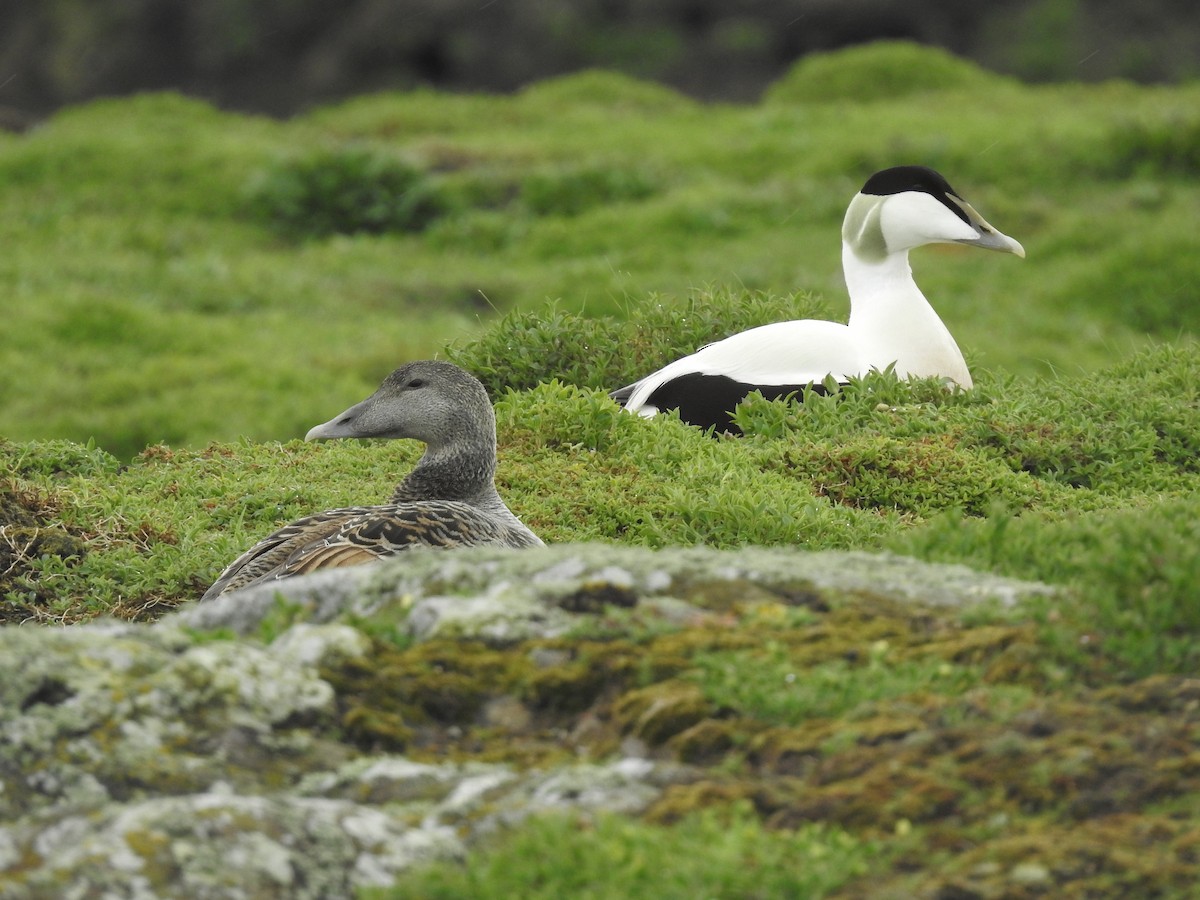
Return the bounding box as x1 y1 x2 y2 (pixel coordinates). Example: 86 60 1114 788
611 165 1025 432
201 360 542 601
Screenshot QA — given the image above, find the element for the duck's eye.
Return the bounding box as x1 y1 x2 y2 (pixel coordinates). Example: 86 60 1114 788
407 378 426 389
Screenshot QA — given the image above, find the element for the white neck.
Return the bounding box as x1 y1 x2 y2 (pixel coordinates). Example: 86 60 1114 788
842 244 972 389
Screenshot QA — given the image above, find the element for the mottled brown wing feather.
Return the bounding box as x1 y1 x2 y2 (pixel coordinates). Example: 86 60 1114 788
283 543 385 574
200 505 380 601
202 501 538 600
280 502 513 570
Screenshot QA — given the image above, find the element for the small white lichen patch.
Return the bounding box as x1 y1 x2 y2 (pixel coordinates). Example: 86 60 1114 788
136 642 333 726
268 623 371 669
405 581 575 643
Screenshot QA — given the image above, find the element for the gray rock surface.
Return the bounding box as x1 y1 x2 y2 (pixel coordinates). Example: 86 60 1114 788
0 544 1055 898
179 543 1054 638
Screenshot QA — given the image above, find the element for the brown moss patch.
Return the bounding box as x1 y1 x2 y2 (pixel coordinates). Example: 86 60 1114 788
521 639 647 714
1101 674 1200 713
556 580 640 613
669 718 744 764
921 623 1033 665
613 681 712 746
0 485 87 623
670 577 822 613
902 814 1200 899
644 778 797 825
748 724 831 776
322 638 529 752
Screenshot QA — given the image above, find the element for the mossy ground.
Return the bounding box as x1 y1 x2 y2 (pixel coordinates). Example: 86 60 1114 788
2 44 1199 458
318 581 1200 898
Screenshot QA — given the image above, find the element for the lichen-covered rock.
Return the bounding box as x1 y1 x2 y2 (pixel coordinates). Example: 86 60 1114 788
0 606 695 896
177 543 1055 640
0 623 350 824
0 754 696 900
0 544 1066 898
2 792 464 900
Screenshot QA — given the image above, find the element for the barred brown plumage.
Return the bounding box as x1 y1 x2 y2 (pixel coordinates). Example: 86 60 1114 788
200 360 542 601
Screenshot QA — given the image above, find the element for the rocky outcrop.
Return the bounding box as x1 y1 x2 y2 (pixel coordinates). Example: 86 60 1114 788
182 543 1050 638
0 544 1055 898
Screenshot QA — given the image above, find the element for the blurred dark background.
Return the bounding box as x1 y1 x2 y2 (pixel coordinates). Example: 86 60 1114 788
1 0 1197 127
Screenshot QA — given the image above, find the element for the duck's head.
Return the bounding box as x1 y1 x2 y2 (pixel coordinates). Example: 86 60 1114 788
305 359 494 449
842 165 1025 262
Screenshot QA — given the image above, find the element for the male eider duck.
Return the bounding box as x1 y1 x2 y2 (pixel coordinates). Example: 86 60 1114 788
611 165 1025 432
201 360 542 601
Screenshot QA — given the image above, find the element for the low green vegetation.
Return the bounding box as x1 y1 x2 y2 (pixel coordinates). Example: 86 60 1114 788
248 146 448 238
2 42 1199 458
366 806 877 899
2 40 1199 899
690 644 982 724
4 327 1197 682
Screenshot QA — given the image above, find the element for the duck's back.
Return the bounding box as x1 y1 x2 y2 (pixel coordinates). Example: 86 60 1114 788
201 499 542 601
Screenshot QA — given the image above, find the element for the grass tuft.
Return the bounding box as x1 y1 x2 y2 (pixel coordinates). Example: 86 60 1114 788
764 40 1014 104
369 804 877 900
446 287 829 395
246 145 447 238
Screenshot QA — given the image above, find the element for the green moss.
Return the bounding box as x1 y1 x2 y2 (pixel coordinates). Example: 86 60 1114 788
896 494 1200 679
1106 108 1200 178
375 803 877 899
520 165 659 218
515 69 696 115
774 432 1041 516
4 66 1200 461
448 287 827 398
